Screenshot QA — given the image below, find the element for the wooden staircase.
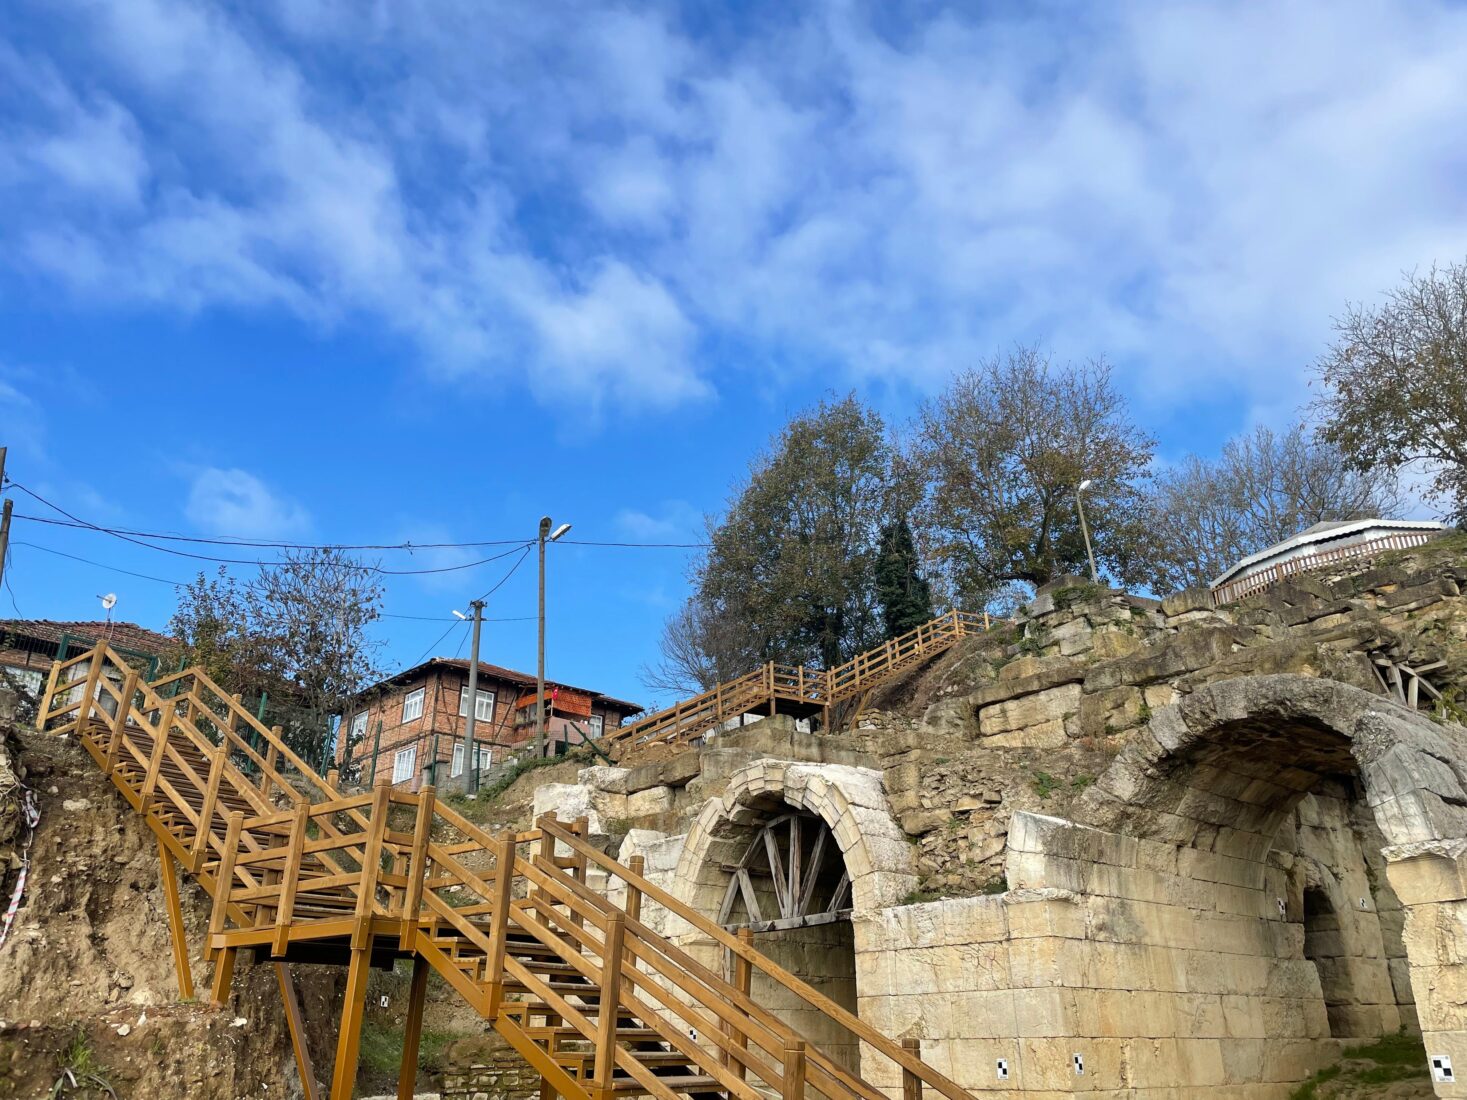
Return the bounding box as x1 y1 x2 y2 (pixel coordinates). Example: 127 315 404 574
601 609 991 760
36 643 982 1100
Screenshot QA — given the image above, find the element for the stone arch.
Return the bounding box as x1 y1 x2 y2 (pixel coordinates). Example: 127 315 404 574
674 760 919 919
1078 674 1467 868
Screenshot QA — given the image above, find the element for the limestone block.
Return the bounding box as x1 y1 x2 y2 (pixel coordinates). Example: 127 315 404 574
979 683 1082 736
1090 629 1142 660
577 765 631 794
624 785 674 817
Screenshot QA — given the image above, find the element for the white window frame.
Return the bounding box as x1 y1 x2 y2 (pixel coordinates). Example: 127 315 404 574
402 687 425 723
392 746 417 783
451 743 494 778
458 687 496 722
587 714 604 740
349 711 368 741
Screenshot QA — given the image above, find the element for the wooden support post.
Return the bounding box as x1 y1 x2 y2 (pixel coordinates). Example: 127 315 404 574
191 740 228 872
157 836 195 1001
273 800 309 957
625 855 644 923
782 1038 806 1100
901 1037 922 1100
592 912 626 1100
352 776 392 952
105 670 138 775
399 784 436 950
75 648 106 735
484 832 517 1019
276 964 321 1100
569 815 589 930
329 943 373 1100
723 927 753 1078
209 946 237 1010
139 701 176 816
208 811 244 965
397 955 430 1100
37 659 62 731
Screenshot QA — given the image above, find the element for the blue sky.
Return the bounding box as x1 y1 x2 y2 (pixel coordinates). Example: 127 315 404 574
2 0 1466 708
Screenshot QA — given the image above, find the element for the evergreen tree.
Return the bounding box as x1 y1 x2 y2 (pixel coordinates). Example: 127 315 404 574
875 518 934 638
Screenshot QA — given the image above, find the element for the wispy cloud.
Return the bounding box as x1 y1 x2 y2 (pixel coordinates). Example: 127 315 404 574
3 0 1467 421
184 467 310 538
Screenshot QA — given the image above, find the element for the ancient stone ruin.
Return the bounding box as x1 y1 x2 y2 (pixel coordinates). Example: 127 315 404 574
535 538 1467 1096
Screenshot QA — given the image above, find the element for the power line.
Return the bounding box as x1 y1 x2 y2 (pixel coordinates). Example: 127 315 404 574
5 482 536 573
10 539 536 623
10 509 707 550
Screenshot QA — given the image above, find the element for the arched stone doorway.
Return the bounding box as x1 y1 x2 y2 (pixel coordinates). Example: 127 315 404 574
1067 674 1467 1092
673 761 918 1077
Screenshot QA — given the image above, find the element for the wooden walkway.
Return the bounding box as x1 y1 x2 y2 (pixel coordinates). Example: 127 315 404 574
601 610 991 760
37 644 981 1100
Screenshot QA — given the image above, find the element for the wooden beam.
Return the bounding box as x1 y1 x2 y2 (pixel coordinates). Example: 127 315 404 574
276 963 321 1100
397 955 430 1100
208 946 236 1010
902 1037 923 1100
329 946 373 1100
157 836 194 1001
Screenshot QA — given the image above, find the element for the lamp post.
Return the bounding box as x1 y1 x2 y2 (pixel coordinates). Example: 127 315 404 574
536 516 572 759
1075 479 1099 585
454 600 486 794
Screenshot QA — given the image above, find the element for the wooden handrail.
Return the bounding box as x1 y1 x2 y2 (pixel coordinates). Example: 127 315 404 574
536 817 972 1100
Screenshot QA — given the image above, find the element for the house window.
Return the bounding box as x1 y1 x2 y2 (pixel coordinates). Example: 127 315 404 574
402 687 425 723
451 744 494 777
349 711 368 742
458 688 495 722
588 714 604 740
392 746 417 783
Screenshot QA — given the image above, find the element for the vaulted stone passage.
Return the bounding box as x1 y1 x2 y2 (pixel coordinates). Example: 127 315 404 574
1017 673 1467 1094
672 761 918 1082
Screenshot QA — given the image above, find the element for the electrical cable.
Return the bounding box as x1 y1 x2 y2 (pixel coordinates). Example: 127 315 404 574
5 482 538 573
10 509 707 550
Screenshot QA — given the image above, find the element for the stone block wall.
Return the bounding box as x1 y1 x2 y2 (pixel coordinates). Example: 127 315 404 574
438 1032 539 1100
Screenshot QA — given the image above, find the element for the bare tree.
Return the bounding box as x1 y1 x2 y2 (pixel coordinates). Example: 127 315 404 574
169 549 385 773
1314 260 1467 522
1138 423 1403 594
908 348 1154 605
639 597 757 701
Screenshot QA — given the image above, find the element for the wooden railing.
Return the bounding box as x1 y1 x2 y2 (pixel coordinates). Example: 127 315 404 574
1210 532 1438 606
38 641 980 1100
601 608 992 760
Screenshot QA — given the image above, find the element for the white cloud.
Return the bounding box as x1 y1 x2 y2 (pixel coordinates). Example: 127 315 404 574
615 501 703 543
5 0 1467 421
185 467 310 538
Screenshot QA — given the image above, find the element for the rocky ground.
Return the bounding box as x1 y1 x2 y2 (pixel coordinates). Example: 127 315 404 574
0 722 344 1098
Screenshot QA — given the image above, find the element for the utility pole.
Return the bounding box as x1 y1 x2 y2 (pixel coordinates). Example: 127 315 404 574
535 515 572 760
536 517 551 760
461 598 485 794
1075 479 1099 585
0 446 11 594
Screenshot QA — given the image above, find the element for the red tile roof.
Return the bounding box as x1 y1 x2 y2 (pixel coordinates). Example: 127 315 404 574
0 619 175 656
362 657 643 714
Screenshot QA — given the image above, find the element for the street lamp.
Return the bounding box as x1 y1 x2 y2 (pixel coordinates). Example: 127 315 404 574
536 516 572 759
1075 479 1099 585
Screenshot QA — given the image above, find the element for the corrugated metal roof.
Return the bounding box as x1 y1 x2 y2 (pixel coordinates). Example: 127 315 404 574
1210 518 1449 587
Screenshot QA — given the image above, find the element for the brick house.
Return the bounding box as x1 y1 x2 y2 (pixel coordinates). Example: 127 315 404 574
339 657 642 788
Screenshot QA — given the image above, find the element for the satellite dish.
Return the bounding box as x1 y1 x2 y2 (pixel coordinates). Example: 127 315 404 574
100 593 118 612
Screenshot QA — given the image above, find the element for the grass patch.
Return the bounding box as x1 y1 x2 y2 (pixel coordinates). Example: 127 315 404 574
359 1019 467 1080
1030 771 1060 799
51 1028 116 1098
1286 1031 1429 1099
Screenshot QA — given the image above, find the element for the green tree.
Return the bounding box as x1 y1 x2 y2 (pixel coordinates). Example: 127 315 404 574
1138 422 1403 595
692 393 894 671
1314 260 1467 522
909 348 1154 605
874 517 934 638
